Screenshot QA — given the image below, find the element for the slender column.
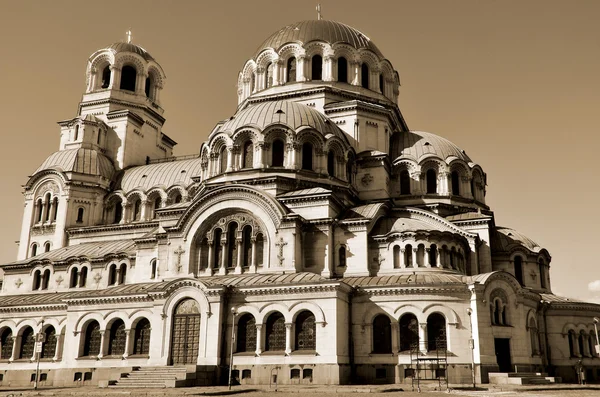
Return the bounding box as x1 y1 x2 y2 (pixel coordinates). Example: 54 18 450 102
219 240 227 275
123 329 132 358
140 200 148 221
48 200 55 223
391 323 399 354
53 334 62 361
10 336 20 361
297 56 306 81
249 238 257 273
419 323 428 353
255 325 263 356
324 56 334 81
425 248 431 268
436 248 442 267
284 323 293 355
97 331 106 359
351 62 360 86
109 66 119 89
41 203 48 224
273 60 281 86
207 240 214 271
235 239 243 274
400 248 405 268
226 147 233 172
256 143 264 168
411 248 417 268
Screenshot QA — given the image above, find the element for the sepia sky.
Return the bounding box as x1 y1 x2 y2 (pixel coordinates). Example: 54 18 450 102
0 0 598 302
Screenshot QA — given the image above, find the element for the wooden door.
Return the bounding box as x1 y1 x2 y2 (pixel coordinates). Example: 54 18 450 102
170 299 201 365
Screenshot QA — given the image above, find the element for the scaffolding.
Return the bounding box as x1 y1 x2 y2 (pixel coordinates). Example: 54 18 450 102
409 337 448 392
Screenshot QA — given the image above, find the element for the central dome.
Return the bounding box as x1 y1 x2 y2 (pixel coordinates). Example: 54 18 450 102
255 20 383 58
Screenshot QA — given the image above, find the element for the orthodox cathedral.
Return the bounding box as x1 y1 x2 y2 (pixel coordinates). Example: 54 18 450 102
0 17 598 388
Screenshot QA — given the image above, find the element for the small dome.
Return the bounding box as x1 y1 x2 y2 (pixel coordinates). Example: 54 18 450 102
116 157 204 193
394 131 472 163
219 100 347 141
492 227 542 253
108 42 154 61
255 20 384 58
35 148 115 180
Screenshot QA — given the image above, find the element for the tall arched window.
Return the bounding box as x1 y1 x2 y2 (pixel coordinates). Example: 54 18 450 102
133 318 151 355
35 199 43 223
83 321 101 356
41 269 50 290
265 312 285 351
400 313 419 352
108 264 117 286
31 243 38 258
528 318 539 356
312 55 322 80
287 57 296 83
429 244 438 267
272 139 284 167
379 74 384 94
44 194 51 222
338 57 348 83
236 314 257 353
145 75 154 98
0 329 13 359
242 141 253 169
427 313 446 351
514 256 524 286
79 267 88 287
133 199 141 221
74 125 79 141
451 171 460 195
219 147 227 173
405 244 413 267
69 268 78 288
150 259 157 279
578 332 586 357
44 242 51 253
76 207 84 223
32 270 41 290
426 169 437 194
41 326 56 359
327 150 335 177
372 315 392 353
19 327 35 359
226 222 238 267
255 233 264 265
118 263 127 284
539 259 546 288
393 245 400 268
213 229 222 269
113 202 123 224
295 311 316 350
302 143 313 170
101 65 111 89
568 330 576 357
51 197 58 221
361 63 369 89
400 170 411 195
120 65 137 92
153 197 161 218
266 62 274 88
108 319 126 356
242 226 252 268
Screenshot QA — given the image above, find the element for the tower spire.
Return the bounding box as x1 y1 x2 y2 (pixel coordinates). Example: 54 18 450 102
316 4 322 20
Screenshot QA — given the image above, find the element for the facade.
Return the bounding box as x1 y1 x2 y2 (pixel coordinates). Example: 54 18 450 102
0 19 599 388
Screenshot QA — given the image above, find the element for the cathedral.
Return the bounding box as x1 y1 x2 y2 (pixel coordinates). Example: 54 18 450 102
0 17 599 388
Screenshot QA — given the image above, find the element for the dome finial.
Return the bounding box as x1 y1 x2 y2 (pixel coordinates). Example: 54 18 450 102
126 29 132 44
316 3 323 20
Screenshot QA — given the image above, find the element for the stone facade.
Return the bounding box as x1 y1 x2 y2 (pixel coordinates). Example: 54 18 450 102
0 19 599 388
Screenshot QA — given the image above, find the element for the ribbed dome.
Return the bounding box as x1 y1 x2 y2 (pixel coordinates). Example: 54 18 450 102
35 148 115 180
255 20 383 58
108 42 154 61
220 100 347 141
492 227 542 253
117 157 204 193
395 131 472 163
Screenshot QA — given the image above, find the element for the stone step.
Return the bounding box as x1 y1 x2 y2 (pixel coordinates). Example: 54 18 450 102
119 376 177 382
110 383 167 388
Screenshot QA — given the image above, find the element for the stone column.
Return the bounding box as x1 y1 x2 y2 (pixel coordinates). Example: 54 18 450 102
109 66 119 89
219 240 227 275
351 62 360 86
255 324 263 356
10 336 20 361
207 240 214 270
256 143 265 168
53 334 62 361
436 248 442 267
297 56 306 81
97 330 106 359
123 329 132 358
226 146 233 172
235 239 243 274
419 323 428 354
250 238 257 273
285 323 293 355
140 200 148 221
273 60 281 86
424 248 430 268
391 323 399 354
324 56 334 81
411 248 417 268
400 248 405 268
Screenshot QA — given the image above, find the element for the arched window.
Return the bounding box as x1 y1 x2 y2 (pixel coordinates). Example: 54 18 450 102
120 65 137 92
250 72 255 93
74 125 79 141
113 202 123 224
405 244 413 267
31 243 38 258
529 318 539 356
568 330 576 357
41 269 50 290
393 245 400 268
266 62 274 88
426 169 437 194
295 311 316 350
76 207 84 223
107 319 126 356
44 194 51 222
219 147 227 173
427 313 446 351
35 199 43 223
79 267 88 287
101 65 111 89
451 171 460 195
242 226 252 268
400 313 419 352
311 55 322 80
41 326 56 359
236 314 256 352
51 197 58 221
213 229 222 269
145 75 153 98
493 299 502 325
338 57 348 83
287 57 296 83
173 193 182 204
379 74 384 94
361 63 369 89
133 318 151 355
226 222 238 267
588 333 595 358
539 259 546 289
44 242 51 253
118 263 127 284
272 139 284 167
153 197 161 218
339 246 347 267
108 264 117 286
133 199 141 221
0 329 13 359
242 141 253 169
69 267 78 288
32 270 41 290
83 321 101 356
255 233 264 265
301 143 313 170
97 130 102 145
150 259 157 279
19 327 35 359
514 256 524 286
429 244 438 266
400 170 411 195
372 314 392 353
265 312 285 351
327 150 335 177
346 157 354 184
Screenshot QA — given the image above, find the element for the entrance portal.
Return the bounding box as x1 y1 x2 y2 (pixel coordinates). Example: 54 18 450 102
494 338 512 372
170 298 201 365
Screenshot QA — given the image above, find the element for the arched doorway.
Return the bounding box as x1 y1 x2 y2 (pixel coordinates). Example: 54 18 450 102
170 299 201 364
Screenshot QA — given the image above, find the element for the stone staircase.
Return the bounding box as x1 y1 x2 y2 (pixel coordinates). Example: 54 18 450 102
488 372 560 385
110 366 190 388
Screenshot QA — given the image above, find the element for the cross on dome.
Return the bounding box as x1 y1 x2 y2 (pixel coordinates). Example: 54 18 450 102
316 4 323 20
126 29 132 43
